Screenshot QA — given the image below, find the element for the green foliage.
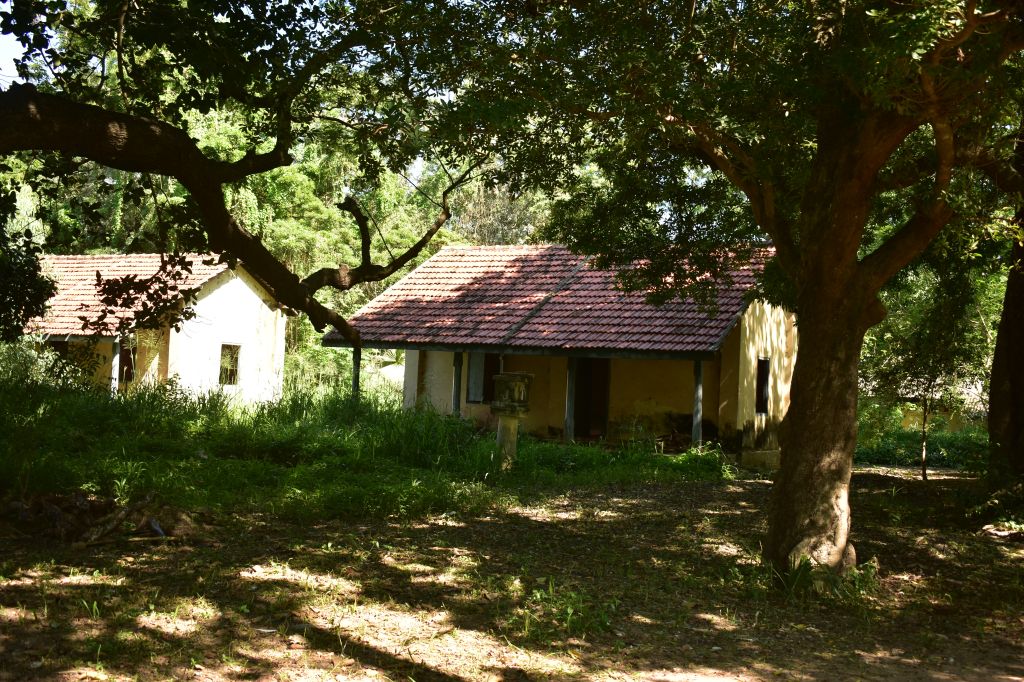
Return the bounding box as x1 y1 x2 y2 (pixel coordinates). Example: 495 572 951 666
0 345 732 521
779 557 880 605
854 426 988 471
0 228 54 341
860 252 1003 422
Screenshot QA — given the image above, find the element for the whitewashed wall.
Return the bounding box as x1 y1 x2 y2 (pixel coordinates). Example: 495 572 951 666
166 268 286 403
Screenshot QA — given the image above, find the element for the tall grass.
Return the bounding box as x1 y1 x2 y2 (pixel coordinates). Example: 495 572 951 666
0 342 733 521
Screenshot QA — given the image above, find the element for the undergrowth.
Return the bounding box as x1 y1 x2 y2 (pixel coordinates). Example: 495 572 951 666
854 427 987 471
0 342 733 521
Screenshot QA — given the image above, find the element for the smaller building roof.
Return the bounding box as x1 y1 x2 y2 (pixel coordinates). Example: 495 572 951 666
29 254 229 337
323 245 766 358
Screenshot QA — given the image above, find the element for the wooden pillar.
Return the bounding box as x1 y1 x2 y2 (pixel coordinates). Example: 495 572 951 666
564 357 577 442
110 339 121 394
452 351 463 416
692 359 703 446
352 347 361 401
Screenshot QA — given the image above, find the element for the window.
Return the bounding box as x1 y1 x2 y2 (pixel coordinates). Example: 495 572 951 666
219 344 241 385
466 352 501 403
755 357 770 415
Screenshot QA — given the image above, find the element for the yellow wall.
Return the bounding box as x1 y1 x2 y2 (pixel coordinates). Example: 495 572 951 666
607 357 720 441
412 351 729 443
407 305 797 451
132 328 169 385
736 301 797 449
86 339 116 387
502 354 568 437
718 323 742 443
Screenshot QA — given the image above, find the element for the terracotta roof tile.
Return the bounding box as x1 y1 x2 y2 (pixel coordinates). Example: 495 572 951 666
28 254 228 337
324 244 765 354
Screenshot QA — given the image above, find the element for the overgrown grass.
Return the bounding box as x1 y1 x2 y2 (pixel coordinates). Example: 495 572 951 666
0 343 733 521
853 426 988 470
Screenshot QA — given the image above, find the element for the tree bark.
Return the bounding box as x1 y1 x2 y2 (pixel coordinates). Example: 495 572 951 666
764 288 880 571
988 236 1024 480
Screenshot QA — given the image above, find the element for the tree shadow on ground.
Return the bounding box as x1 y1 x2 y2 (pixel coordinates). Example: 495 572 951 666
1 470 1022 681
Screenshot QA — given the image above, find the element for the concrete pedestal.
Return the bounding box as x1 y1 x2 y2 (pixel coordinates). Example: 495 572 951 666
496 414 520 471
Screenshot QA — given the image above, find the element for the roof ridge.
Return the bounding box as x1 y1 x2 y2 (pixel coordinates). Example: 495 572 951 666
496 256 588 346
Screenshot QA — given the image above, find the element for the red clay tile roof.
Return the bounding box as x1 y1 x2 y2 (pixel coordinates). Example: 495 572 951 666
28 254 228 337
324 245 765 355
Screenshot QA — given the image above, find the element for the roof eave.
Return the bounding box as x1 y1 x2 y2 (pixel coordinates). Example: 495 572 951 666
322 337 717 361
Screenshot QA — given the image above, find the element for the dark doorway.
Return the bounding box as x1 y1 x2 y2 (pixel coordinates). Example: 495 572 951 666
574 357 610 439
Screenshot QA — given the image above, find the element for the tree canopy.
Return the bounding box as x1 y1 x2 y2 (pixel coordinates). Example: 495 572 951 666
0 0 499 339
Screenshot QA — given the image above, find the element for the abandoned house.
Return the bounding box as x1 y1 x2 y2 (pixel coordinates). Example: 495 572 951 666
28 254 287 403
323 244 797 453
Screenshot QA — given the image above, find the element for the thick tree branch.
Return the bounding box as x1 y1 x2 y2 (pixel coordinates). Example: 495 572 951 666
668 119 800 279
301 161 483 295
963 145 1024 195
0 82 365 342
860 200 955 290
339 196 374 267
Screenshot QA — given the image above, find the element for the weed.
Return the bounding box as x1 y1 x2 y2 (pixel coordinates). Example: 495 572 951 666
80 599 101 620
505 576 619 642
778 557 880 605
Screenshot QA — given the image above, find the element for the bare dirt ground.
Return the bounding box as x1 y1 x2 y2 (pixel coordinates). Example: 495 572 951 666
1 467 1022 681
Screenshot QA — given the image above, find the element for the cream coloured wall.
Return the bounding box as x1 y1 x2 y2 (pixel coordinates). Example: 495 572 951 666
166 268 286 403
607 357 720 440
736 300 797 449
419 350 455 413
402 350 421 409
51 269 284 402
409 351 728 444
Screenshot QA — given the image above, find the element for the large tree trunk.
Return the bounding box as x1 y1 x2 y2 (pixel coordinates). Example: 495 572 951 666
763 284 883 571
988 236 1024 480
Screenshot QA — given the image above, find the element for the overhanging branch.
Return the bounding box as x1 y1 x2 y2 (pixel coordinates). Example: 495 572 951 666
301 160 484 295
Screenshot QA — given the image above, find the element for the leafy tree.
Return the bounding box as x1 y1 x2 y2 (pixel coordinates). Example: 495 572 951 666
0 228 53 341
5 0 1024 574
960 118 1024 483
471 2 1024 569
0 0 491 342
860 252 1001 480
449 180 549 245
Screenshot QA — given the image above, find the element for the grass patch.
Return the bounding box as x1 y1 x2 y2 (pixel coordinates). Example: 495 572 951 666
0 342 733 521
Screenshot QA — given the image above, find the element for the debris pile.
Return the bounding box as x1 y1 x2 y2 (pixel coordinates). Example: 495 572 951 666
3 492 192 545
